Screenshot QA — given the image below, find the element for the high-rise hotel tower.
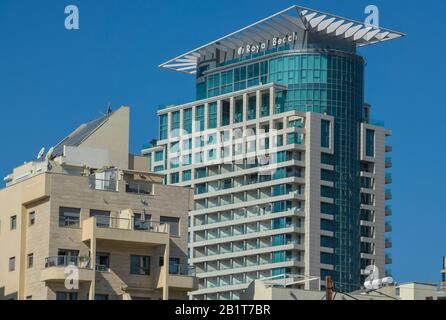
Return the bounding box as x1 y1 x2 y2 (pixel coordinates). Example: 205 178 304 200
143 6 403 299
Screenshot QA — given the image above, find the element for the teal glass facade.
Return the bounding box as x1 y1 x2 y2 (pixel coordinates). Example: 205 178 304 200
195 49 365 292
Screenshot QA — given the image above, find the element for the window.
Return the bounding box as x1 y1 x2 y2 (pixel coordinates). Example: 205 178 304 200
171 111 180 136
96 252 110 272
366 129 375 157
321 186 334 198
234 99 243 123
221 101 230 126
160 216 180 237
321 119 331 148
27 253 34 269
195 105 205 132
321 236 335 248
170 173 180 184
155 151 164 162
130 255 150 275
9 257 15 271
159 257 181 275
248 95 257 120
208 102 217 129
29 212 36 226
90 210 110 228
95 294 109 300
10 215 17 230
59 207 80 228
56 292 78 300
159 114 168 140
183 108 192 134
154 165 164 172
182 170 191 182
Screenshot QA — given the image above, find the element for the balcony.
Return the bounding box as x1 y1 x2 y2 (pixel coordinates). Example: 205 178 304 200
385 253 393 265
41 256 94 282
385 205 392 217
88 177 117 192
385 221 393 233
385 189 392 200
125 181 152 195
82 216 170 246
385 157 393 168
157 264 198 291
385 237 393 249
385 145 393 153
385 173 392 184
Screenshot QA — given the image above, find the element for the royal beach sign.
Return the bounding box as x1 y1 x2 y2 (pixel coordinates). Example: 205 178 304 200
237 32 298 56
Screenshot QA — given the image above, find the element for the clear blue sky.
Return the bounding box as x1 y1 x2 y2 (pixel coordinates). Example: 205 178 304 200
0 0 444 285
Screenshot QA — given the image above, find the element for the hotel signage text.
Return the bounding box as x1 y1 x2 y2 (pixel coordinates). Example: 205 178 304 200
237 32 298 56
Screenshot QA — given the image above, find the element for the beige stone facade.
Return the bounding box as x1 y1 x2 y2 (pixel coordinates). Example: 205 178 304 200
0 106 196 300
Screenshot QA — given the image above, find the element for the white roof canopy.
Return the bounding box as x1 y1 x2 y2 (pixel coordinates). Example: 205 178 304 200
159 5 404 75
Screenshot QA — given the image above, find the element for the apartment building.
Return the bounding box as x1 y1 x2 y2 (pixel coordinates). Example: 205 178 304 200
142 6 403 300
0 106 197 300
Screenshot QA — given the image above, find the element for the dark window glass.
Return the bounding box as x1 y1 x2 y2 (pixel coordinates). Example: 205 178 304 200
160 216 180 237
59 207 80 228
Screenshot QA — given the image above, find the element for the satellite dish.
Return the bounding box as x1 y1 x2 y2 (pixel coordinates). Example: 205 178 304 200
36 147 46 161
45 147 55 161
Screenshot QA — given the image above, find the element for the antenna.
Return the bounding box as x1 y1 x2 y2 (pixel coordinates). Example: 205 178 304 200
45 147 55 161
36 147 46 161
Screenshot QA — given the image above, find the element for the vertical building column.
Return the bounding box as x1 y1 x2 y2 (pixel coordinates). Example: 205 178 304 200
88 235 97 300
269 86 275 117
216 100 222 128
229 97 235 125
242 93 248 124
162 225 171 300
204 103 209 131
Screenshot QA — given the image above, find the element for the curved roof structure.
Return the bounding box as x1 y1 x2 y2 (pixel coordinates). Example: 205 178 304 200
159 5 405 75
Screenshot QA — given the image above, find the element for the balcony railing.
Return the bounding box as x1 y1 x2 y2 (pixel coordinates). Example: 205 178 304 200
169 264 196 277
385 157 393 168
93 216 168 233
385 173 392 184
385 205 392 217
89 177 117 192
385 189 393 200
45 256 91 269
385 221 393 233
125 181 152 195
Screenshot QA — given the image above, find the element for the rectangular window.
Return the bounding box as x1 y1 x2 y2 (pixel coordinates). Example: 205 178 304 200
182 170 191 182
221 101 230 126
27 253 34 269
183 108 192 134
321 219 335 232
321 169 335 182
170 173 180 184
321 236 335 248
160 216 180 237
159 114 168 140
29 212 36 226
10 215 17 230
95 294 109 300
130 255 150 275
9 257 15 271
321 186 334 198
195 105 205 132
59 207 80 228
260 92 270 117
171 111 180 136
96 252 110 272
133 213 151 231
155 151 164 162
248 95 257 120
321 252 334 265
154 165 164 172
208 102 217 129
56 292 78 301
321 119 330 148
234 99 243 123
366 129 375 157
